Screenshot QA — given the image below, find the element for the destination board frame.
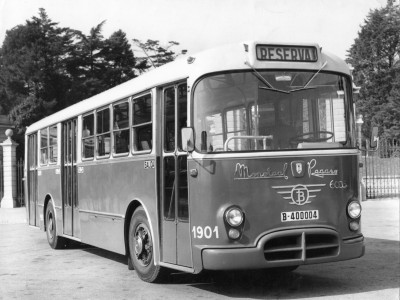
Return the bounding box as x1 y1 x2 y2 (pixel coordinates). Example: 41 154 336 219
256 44 318 62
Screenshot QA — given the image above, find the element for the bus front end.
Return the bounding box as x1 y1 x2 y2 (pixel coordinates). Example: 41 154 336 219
186 45 364 272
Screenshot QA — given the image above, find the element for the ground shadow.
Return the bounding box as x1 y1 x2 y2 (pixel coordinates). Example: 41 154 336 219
62 237 399 299
82 246 127 265
186 237 400 299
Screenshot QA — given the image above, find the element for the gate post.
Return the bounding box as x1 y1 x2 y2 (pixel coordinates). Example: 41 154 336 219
0 129 19 208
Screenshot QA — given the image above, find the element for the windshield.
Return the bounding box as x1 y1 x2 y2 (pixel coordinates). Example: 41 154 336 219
193 70 352 153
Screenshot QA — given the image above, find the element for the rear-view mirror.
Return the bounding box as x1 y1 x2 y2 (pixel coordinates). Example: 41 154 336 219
181 127 194 152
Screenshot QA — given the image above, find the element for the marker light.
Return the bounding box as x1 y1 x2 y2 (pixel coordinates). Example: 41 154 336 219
349 221 360 231
228 228 241 239
225 207 244 227
347 201 361 219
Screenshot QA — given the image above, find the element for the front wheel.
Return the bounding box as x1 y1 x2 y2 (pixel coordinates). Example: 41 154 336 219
128 207 166 282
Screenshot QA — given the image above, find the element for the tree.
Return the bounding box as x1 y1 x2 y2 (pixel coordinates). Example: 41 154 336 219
0 8 182 145
69 20 108 98
0 8 75 130
101 30 137 88
132 39 180 73
347 1 400 138
0 11 140 133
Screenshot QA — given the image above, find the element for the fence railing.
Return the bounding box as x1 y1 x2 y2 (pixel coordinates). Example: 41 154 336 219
361 138 400 199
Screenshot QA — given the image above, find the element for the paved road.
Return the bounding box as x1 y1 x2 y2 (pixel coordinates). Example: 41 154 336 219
0 199 399 300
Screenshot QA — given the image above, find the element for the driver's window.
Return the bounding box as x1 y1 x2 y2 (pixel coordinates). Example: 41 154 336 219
317 94 346 143
205 113 223 151
226 107 247 150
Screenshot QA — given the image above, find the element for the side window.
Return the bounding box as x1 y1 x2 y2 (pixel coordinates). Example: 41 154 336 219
97 107 111 157
113 101 130 155
82 113 95 159
164 87 175 152
49 126 58 164
132 94 152 152
177 84 187 151
40 128 48 165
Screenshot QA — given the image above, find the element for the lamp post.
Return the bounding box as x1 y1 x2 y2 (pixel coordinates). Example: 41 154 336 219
356 114 364 149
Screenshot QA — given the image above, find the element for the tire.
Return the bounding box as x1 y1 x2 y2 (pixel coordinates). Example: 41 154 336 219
128 207 166 283
45 202 67 249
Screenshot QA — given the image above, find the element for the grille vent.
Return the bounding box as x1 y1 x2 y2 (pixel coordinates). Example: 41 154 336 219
264 230 339 262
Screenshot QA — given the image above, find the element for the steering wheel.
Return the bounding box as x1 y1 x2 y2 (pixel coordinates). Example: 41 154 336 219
290 131 334 143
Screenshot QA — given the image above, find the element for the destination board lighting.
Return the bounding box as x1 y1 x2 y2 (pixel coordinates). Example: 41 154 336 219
256 45 318 62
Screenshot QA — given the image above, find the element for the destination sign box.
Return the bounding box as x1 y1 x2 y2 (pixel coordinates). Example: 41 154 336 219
256 45 318 62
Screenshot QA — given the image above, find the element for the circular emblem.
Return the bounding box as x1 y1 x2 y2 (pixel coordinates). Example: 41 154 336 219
290 185 310 205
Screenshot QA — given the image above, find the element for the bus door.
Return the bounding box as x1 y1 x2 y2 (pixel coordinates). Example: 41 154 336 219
62 119 80 237
160 83 192 267
27 133 38 226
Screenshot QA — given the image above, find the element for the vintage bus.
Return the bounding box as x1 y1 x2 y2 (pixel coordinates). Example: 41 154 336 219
25 41 365 282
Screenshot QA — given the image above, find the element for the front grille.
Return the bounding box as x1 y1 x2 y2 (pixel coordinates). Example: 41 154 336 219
264 229 339 262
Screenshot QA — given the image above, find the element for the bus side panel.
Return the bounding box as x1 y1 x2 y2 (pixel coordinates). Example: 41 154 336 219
78 157 157 255
37 167 62 231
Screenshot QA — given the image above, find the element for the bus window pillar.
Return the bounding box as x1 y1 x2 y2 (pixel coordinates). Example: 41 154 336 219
0 129 19 208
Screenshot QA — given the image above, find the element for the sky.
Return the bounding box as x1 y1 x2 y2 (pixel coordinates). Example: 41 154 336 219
0 0 389 60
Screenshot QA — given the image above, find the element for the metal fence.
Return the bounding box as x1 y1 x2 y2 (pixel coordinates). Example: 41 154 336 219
361 138 400 199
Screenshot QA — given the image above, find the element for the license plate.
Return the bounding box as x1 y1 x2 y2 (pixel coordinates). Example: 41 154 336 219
281 210 319 222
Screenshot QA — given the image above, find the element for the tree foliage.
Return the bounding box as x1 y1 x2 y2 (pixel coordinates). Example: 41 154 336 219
132 39 180 73
347 1 400 138
0 8 181 140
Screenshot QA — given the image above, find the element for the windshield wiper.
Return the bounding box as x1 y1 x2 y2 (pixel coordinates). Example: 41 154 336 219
245 61 290 94
246 60 327 94
302 61 328 89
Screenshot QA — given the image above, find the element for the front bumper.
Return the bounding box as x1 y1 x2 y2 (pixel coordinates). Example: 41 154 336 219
202 228 365 270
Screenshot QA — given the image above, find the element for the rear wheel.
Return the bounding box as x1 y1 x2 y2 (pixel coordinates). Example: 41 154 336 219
128 207 166 282
45 201 67 249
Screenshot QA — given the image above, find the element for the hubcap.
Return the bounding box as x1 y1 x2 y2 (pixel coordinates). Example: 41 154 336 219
133 223 152 267
47 213 54 239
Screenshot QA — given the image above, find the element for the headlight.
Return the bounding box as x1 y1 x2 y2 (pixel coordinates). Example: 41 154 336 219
225 207 244 227
347 201 361 219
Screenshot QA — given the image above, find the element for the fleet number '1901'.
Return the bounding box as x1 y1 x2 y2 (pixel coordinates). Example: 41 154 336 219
192 226 219 239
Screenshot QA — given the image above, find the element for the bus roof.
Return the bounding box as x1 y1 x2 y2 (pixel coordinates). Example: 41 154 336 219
26 41 350 134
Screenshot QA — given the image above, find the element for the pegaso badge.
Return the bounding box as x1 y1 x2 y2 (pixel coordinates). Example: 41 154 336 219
291 161 305 178
272 184 325 206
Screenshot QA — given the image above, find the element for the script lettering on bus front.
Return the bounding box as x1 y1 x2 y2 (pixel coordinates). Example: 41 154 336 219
234 163 288 180
307 159 338 178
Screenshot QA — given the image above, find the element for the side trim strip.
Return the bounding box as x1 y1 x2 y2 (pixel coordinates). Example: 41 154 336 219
79 209 125 219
